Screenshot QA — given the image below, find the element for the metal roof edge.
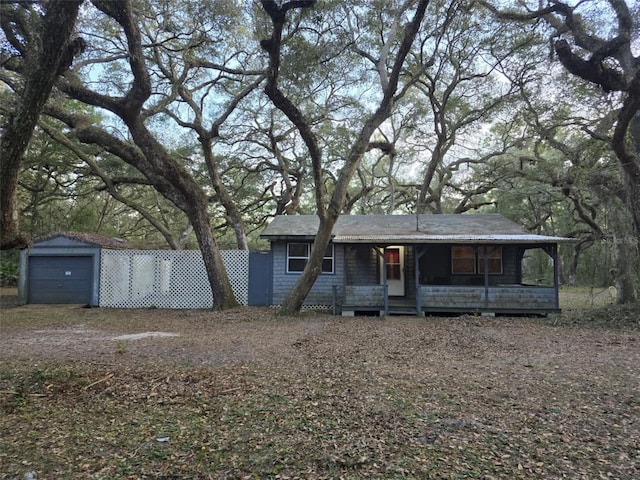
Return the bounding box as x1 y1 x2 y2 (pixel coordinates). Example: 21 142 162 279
332 234 574 244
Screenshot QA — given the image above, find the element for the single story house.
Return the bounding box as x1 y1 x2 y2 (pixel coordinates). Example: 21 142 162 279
260 214 572 316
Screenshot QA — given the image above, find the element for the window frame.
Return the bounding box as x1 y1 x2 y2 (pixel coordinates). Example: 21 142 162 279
286 242 334 274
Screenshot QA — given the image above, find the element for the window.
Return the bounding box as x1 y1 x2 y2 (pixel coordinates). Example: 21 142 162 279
451 246 476 274
287 243 334 274
385 248 402 280
478 246 503 274
451 246 502 275
287 243 309 272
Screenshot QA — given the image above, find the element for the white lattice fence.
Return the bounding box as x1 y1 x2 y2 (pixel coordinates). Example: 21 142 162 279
99 250 249 308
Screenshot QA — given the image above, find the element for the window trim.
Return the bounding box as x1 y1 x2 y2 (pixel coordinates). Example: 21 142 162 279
286 242 334 274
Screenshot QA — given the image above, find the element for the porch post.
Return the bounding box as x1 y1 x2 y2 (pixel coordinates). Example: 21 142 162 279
552 244 560 309
343 244 347 306
382 246 389 316
482 246 489 306
414 245 427 317
415 246 421 315
374 246 388 316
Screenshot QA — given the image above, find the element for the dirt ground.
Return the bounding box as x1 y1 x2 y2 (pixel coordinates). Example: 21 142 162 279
0 286 629 366
1 289 639 479
1 296 633 368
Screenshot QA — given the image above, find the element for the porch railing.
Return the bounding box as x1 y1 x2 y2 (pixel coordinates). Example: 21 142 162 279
342 284 558 314
344 285 386 306
418 285 558 312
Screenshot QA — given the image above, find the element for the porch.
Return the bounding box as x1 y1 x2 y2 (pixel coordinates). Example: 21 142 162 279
339 242 562 316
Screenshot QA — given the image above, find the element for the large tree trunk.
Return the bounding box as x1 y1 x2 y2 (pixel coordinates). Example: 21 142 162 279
610 102 640 304
612 233 638 304
625 173 640 258
188 204 239 310
125 119 239 310
610 184 639 303
0 0 83 249
567 239 590 287
56 0 239 310
264 0 430 314
0 155 25 250
613 97 640 257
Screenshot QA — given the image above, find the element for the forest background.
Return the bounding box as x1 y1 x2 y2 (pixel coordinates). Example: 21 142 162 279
1 0 638 310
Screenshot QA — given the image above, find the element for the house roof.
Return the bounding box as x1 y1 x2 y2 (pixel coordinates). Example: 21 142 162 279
261 214 573 244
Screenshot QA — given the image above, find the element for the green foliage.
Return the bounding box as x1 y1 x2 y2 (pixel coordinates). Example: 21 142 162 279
520 248 554 286
0 250 19 286
2 0 637 296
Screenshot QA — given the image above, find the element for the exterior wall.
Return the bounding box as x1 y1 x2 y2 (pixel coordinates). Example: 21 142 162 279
342 285 558 313
345 245 378 285
271 241 344 307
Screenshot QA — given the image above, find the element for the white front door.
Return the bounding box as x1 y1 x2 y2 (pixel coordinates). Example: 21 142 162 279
381 246 405 296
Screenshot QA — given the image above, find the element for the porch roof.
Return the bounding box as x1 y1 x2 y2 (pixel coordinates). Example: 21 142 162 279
261 214 573 244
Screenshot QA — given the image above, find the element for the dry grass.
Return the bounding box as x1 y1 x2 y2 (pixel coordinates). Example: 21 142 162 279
558 285 617 310
0 290 638 479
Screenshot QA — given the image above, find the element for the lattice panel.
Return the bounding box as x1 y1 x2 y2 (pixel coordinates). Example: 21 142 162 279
100 250 249 308
221 250 250 305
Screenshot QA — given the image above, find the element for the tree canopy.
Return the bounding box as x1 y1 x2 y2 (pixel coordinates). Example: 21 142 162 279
1 0 638 306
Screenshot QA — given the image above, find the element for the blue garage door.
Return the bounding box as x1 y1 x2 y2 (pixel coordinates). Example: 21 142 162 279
28 256 93 304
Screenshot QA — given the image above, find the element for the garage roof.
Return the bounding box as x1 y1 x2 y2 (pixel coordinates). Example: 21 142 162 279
36 232 131 249
261 214 573 244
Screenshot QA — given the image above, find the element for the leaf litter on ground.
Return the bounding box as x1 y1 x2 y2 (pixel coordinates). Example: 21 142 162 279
0 298 638 479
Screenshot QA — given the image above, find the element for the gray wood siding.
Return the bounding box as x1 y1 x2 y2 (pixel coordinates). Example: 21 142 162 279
500 246 519 284
345 246 378 285
271 241 344 306
345 285 385 306
343 285 557 313
404 247 415 299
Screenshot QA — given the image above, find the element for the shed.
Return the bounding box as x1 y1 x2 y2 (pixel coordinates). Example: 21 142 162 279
260 214 573 316
18 233 127 306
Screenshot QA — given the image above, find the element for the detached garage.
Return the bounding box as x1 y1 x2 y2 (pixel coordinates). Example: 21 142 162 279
18 233 126 306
